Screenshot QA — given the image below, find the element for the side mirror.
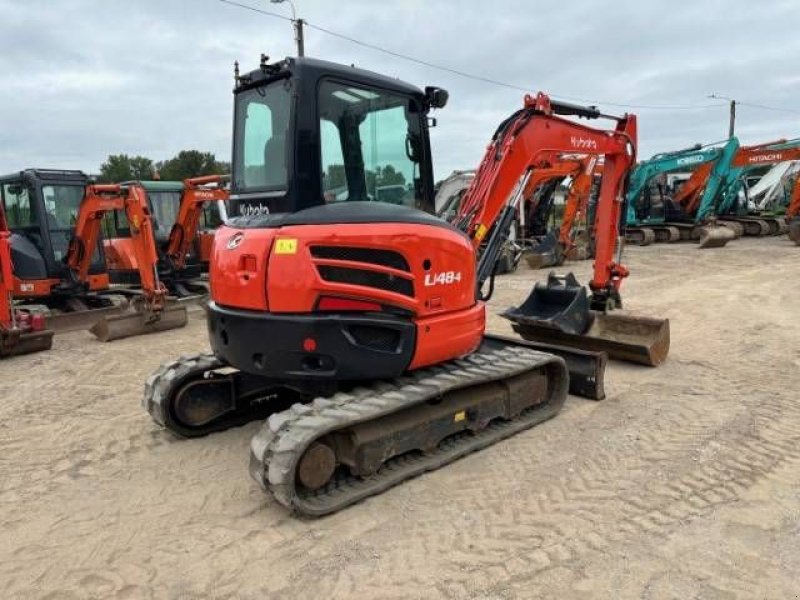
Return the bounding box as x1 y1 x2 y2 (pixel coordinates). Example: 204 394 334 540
425 86 449 109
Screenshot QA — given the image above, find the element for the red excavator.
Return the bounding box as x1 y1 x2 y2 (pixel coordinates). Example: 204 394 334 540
0 202 53 357
65 183 188 340
103 176 230 297
521 155 601 268
144 56 668 516
788 183 800 244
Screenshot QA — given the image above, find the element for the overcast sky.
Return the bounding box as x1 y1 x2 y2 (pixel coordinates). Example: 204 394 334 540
1 0 798 180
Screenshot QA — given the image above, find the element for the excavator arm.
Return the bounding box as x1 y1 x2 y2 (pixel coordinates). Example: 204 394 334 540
558 157 598 250
66 184 166 312
455 92 636 306
165 175 229 270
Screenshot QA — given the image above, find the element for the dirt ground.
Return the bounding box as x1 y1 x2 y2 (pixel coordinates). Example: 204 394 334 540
1 236 799 599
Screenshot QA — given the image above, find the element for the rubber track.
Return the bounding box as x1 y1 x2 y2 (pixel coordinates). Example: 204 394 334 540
143 353 225 434
249 345 567 517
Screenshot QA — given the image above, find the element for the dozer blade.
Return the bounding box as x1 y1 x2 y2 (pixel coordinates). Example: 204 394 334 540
90 304 187 342
504 272 592 335
507 312 670 367
789 218 800 245
0 329 54 358
696 225 735 249
523 231 563 269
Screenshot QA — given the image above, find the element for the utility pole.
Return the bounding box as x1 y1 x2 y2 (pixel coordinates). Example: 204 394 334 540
709 94 736 139
271 0 303 56
294 18 305 57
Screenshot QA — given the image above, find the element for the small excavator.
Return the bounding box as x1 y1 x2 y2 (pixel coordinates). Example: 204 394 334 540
65 183 188 341
144 56 668 516
625 140 739 248
520 155 600 269
0 168 128 331
103 176 229 296
0 201 53 358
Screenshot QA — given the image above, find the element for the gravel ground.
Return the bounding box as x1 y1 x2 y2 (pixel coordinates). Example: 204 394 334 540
1 235 798 599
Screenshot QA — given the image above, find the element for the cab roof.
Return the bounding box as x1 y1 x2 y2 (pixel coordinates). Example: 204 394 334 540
236 55 426 100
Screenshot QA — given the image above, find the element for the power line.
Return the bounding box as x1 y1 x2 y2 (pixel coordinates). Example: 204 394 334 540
737 101 800 115
218 0 797 114
218 0 292 22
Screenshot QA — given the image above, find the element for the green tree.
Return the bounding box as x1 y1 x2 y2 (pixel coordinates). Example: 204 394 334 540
98 154 155 183
156 150 227 181
376 164 406 187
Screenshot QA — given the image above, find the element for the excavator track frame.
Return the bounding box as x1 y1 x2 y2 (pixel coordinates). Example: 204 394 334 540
249 338 567 516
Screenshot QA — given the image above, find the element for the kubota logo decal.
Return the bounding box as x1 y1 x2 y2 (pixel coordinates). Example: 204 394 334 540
226 232 244 249
570 136 598 150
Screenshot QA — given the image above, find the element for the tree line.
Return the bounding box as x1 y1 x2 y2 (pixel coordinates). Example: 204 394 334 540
97 150 230 183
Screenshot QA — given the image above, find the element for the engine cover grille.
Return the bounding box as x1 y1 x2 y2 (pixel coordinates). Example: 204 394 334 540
310 246 410 272
317 265 414 298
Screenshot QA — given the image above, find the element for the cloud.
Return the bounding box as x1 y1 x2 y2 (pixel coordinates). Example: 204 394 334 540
0 0 798 178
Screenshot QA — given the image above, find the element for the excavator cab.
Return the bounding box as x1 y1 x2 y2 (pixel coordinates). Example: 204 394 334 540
0 169 110 306
228 56 442 219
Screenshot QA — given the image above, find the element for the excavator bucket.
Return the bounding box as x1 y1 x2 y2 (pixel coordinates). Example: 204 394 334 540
0 329 54 358
502 272 670 366
506 312 670 366
789 217 800 245
504 273 592 335
90 304 187 342
696 224 736 249
523 231 564 269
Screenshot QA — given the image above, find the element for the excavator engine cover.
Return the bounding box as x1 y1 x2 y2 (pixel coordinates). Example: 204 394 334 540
504 272 591 335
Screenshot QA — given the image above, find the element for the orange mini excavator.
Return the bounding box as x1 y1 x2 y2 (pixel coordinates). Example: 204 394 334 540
521 155 600 268
144 56 667 516
0 202 53 357
103 176 230 297
65 183 188 341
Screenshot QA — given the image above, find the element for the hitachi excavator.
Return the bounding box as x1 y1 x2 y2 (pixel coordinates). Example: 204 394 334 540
703 138 800 236
103 176 230 296
625 140 739 248
64 183 188 341
143 56 668 516
0 201 53 357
